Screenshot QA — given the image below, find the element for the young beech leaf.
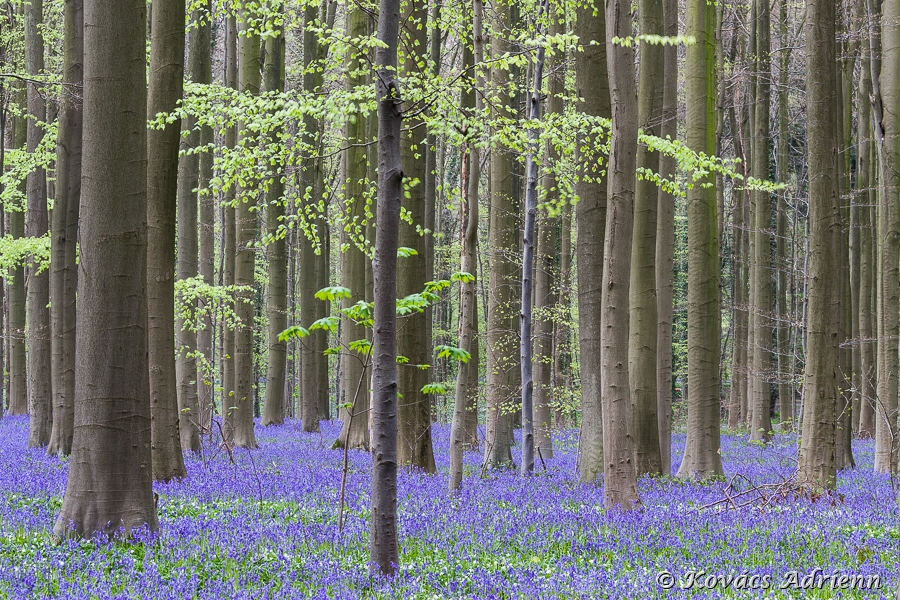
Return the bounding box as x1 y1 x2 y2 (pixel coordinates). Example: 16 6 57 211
278 325 310 342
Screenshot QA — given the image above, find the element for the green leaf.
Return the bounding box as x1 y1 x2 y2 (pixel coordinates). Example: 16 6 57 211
309 315 340 333
348 339 372 355
435 345 471 363
278 325 310 341
315 286 353 301
421 383 448 395
397 247 418 258
451 271 475 283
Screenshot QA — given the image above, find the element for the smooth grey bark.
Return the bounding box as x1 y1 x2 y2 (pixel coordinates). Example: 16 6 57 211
370 0 401 574
655 0 677 475
798 0 841 488
775 0 792 430
174 6 210 452
195 0 214 433
397 0 436 472
25 0 51 449
519 2 548 476
54 0 158 538
221 15 237 445
483 1 518 469
262 24 287 427
632 0 664 476
8 108 25 417
232 16 260 449
450 0 482 493
534 9 563 461
676 0 724 481
749 0 773 443
873 0 900 475
335 6 370 450
299 4 323 433
147 0 188 479
575 0 610 483
857 38 876 438
602 0 641 509
47 0 82 457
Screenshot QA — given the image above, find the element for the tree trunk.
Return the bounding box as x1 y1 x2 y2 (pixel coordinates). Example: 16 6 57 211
174 6 209 452
798 0 841 488
335 6 371 450
47 0 82 457
370 0 401 574
857 34 876 438
300 4 323 434
54 0 158 538
25 0 52 449
8 105 26 417
195 0 214 434
231 16 260 449
221 15 238 445
749 0 773 443
396 0 436 472
575 0 610 483
262 22 287 427
631 0 664 476
872 0 900 475
534 9 563 462
655 0 678 475
676 0 724 480
147 0 188 478
449 1 482 492
775 0 792 430
602 0 641 509
519 3 548 476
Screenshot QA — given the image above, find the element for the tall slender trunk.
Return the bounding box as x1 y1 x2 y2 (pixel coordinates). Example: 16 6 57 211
196 1 214 434
175 6 206 453
300 5 323 433
534 9 563 461
749 0 773 443
632 0 664 476
857 28 876 437
262 21 287 427
798 0 841 488
8 105 25 417
25 0 51 448
449 0 482 492
519 1 548 476
396 0 435 472
676 0 724 480
147 0 188 478
335 8 371 449
221 15 238 445
575 0 610 483
47 0 82 457
54 0 158 538
231 15 260 449
872 0 900 474
655 0 677 475
370 0 401 574
603 0 641 508
775 0 792 430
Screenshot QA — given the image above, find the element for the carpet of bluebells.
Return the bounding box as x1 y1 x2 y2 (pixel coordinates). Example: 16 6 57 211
0 415 896 599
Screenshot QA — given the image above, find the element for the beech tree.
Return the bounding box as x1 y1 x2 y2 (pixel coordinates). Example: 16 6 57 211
147 0 187 480
25 0 51 449
54 0 158 538
797 0 841 488
47 0 82 457
370 0 401 574
575 0 609 484
676 0 723 481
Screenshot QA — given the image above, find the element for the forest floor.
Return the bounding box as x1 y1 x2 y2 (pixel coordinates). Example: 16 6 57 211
0 415 895 598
